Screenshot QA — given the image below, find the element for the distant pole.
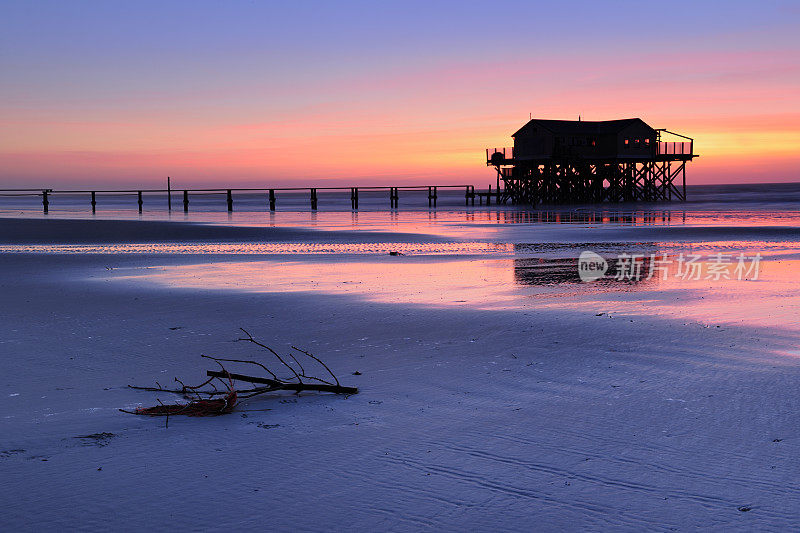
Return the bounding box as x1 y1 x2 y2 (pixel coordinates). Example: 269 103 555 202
167 176 172 211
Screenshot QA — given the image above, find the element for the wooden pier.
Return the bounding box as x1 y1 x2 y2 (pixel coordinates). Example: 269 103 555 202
0 184 481 214
487 118 697 205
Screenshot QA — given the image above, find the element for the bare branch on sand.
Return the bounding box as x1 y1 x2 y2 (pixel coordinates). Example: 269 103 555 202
122 329 357 419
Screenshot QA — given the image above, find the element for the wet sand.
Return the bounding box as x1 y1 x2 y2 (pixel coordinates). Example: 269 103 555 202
1 214 799 531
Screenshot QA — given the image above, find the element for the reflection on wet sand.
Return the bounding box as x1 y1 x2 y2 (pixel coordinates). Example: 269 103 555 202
513 257 659 286
111 247 799 330
483 210 681 226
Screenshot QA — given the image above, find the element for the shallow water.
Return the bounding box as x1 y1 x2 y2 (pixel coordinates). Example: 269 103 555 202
105 244 798 332
3 184 800 231
4 183 800 332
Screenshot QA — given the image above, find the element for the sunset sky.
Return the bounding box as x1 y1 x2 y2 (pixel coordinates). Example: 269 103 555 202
1 1 798 188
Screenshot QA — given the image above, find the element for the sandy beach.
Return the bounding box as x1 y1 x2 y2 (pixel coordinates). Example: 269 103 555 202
4 0 799 529
1 205 799 531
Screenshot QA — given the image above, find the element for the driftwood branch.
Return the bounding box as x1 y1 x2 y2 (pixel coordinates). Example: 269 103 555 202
205 370 357 395
237 328 304 383
124 330 357 418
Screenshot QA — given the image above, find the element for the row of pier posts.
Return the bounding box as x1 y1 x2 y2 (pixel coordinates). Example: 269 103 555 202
38 185 484 213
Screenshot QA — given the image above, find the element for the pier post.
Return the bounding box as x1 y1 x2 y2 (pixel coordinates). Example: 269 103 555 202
428 186 437 208
183 190 189 212
91 191 96 213
351 187 359 210
167 176 172 211
390 187 398 208
487 185 492 206
42 190 49 214
682 165 686 201
226 189 233 212
310 188 318 210
269 189 276 211
138 191 143 213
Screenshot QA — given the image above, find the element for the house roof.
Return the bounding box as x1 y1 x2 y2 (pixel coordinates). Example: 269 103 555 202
512 118 654 137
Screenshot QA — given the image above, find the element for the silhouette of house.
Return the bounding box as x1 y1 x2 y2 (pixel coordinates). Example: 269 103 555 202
486 117 696 204
512 118 657 160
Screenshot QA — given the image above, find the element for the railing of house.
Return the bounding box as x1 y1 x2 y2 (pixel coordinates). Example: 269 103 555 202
485 147 514 164
657 141 693 156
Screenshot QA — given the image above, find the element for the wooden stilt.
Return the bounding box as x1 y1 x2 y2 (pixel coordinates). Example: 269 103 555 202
428 186 437 207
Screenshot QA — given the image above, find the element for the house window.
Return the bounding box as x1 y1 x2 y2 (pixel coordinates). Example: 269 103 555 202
624 139 629 145
635 138 640 144
645 138 651 145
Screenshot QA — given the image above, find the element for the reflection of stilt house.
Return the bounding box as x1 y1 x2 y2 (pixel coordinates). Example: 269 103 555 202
487 118 696 204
